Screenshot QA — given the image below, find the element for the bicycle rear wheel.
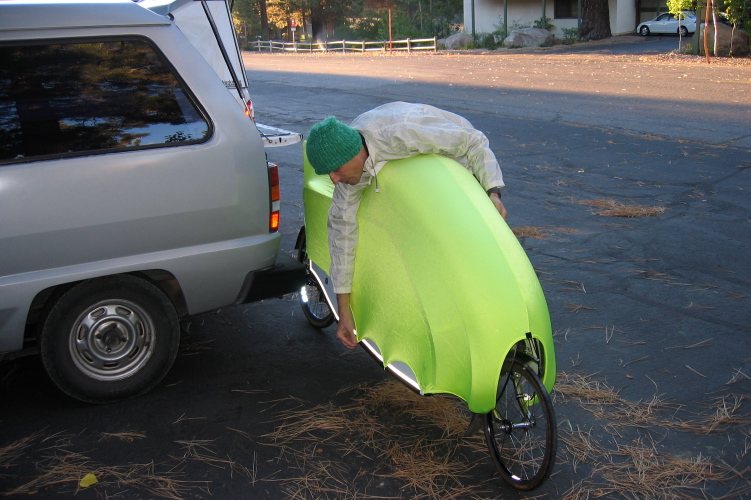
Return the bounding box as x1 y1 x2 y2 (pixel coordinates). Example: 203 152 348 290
485 360 556 490
297 231 335 328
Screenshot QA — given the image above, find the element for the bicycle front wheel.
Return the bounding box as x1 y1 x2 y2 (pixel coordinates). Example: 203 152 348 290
485 360 556 490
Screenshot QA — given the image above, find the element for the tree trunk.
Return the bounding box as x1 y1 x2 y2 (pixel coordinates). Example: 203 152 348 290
703 0 711 63
579 0 612 40
712 0 718 57
310 7 326 40
257 0 270 40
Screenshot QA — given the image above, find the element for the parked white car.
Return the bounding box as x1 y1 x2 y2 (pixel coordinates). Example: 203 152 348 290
0 0 304 403
637 11 697 36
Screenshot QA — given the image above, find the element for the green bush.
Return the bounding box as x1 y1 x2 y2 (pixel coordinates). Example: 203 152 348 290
476 33 498 49
333 8 454 41
562 27 579 44
334 11 383 40
493 29 507 40
533 16 554 31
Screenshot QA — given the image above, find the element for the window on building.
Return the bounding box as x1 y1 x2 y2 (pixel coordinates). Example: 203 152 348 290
555 0 578 19
0 40 210 163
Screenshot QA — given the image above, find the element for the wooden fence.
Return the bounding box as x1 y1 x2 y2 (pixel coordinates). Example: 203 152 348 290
251 37 438 53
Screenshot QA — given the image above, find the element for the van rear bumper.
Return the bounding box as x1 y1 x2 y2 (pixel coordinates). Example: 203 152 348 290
240 251 306 304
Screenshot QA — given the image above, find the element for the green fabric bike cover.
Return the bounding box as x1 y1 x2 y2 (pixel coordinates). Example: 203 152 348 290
303 147 555 413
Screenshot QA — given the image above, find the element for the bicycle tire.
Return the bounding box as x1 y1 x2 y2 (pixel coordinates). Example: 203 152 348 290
485 360 557 490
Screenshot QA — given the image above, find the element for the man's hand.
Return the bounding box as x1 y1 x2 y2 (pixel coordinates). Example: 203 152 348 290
335 293 358 349
489 192 508 219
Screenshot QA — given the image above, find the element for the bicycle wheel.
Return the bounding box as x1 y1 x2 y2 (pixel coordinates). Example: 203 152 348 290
297 232 335 328
485 360 557 490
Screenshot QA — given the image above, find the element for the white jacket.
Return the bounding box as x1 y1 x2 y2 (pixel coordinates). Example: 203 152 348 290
328 102 505 294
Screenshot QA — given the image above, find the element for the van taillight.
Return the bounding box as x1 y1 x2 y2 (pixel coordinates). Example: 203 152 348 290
268 162 280 232
246 99 256 123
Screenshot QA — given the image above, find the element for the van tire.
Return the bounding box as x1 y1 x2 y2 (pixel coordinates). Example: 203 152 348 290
39 275 180 403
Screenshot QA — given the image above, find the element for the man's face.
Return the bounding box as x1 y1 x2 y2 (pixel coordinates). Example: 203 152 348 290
329 146 367 185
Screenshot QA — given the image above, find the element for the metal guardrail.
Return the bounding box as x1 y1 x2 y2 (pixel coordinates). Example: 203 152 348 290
251 38 438 53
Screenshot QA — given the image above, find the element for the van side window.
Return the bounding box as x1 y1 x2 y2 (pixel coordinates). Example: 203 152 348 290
0 40 210 162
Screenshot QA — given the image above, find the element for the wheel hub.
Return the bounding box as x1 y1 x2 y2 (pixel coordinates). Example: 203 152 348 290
69 300 155 381
97 321 128 352
500 418 514 435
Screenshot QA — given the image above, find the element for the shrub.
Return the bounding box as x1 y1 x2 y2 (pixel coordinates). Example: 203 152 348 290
534 16 555 31
460 38 477 49
561 27 579 44
476 33 498 49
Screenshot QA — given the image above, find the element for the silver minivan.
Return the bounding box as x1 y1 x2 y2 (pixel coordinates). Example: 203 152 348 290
0 0 304 402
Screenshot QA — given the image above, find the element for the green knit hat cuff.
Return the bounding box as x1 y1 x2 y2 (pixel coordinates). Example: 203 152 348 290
307 116 362 176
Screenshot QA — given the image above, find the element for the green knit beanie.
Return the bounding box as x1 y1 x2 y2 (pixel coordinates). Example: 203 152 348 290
307 116 362 176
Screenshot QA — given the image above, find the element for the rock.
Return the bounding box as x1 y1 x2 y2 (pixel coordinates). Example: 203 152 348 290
700 22 750 56
444 31 473 50
503 28 553 48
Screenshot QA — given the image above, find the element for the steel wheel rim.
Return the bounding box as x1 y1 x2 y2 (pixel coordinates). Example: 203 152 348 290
68 299 155 381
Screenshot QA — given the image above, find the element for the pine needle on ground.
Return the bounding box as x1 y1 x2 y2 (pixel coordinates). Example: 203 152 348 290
261 380 491 500
579 199 666 217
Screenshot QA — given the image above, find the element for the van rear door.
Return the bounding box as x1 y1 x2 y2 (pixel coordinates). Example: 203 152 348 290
139 0 301 147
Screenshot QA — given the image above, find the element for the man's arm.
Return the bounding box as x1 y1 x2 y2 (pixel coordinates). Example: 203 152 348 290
489 191 507 219
487 186 507 219
335 293 358 349
411 125 508 219
328 181 366 295
364 108 506 216
412 117 507 218
328 180 369 348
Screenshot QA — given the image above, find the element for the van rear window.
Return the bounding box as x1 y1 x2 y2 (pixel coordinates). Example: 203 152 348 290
0 40 210 162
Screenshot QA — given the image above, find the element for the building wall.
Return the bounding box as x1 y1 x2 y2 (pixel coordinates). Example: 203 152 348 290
638 0 668 22
612 0 637 34
464 0 637 37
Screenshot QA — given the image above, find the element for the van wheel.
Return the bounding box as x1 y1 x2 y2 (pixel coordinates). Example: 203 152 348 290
39 275 180 403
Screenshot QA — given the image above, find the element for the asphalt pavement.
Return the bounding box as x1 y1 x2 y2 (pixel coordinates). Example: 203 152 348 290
1 39 750 499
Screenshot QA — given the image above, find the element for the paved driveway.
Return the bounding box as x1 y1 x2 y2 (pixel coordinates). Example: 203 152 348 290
545 34 684 54
1 47 749 499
